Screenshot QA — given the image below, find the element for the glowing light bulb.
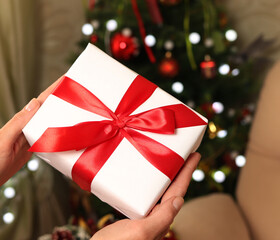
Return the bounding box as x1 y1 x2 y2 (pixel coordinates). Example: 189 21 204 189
27 159 39 172
230 151 238 159
204 38 214 48
91 20 100 29
145 35 156 47
172 82 184 94
122 28 132 37
106 19 117 31
3 212 14 224
235 155 246 167
82 23 94 36
213 171 226 183
218 64 230 75
186 100 195 108
192 169 205 182
232 68 240 76
209 122 217 133
225 29 238 42
164 40 174 51
189 32 201 44
4 187 15 199
212 102 224 114
217 130 227 138
228 108 236 117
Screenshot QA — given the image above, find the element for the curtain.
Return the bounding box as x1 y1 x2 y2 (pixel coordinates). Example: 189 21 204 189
0 0 40 125
0 0 84 239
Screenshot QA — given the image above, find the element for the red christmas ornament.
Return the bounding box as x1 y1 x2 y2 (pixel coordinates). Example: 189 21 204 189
90 34 98 44
200 56 216 79
160 0 181 6
158 54 179 78
110 33 139 61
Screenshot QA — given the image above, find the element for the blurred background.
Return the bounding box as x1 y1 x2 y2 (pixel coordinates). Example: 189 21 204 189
0 0 279 239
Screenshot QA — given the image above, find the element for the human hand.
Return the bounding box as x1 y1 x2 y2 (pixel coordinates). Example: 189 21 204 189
0 77 62 186
91 152 201 240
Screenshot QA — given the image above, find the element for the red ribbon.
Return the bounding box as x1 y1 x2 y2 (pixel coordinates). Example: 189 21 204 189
131 0 156 63
30 75 207 191
145 0 163 25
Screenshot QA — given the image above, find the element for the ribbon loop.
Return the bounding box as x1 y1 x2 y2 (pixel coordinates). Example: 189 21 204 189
125 108 176 134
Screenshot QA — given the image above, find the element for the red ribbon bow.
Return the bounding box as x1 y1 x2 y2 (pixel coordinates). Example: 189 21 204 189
30 75 207 191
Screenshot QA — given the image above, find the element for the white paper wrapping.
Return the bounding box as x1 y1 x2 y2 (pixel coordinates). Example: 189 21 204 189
23 44 208 219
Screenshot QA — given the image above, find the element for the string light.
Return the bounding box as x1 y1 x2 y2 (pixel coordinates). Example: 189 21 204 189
230 151 238 159
189 32 201 44
225 29 238 42
212 102 224 114
4 187 15 199
122 28 132 37
232 68 240 76
208 122 217 133
106 19 118 31
227 108 236 117
217 130 227 138
172 82 184 94
186 100 195 108
235 155 246 167
192 169 205 182
3 212 14 224
213 170 226 183
82 23 94 36
91 20 100 30
27 158 39 172
204 38 214 48
164 40 174 51
145 35 156 47
218 64 230 75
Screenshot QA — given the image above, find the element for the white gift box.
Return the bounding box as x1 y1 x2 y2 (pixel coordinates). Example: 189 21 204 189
23 44 208 219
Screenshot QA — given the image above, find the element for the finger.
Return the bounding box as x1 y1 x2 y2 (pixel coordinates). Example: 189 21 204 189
142 196 184 239
37 75 64 104
161 152 201 203
1 98 40 147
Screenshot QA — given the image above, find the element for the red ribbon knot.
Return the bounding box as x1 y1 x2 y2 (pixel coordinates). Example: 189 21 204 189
114 118 126 129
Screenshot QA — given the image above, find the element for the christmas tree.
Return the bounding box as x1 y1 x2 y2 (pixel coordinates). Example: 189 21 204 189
72 0 265 202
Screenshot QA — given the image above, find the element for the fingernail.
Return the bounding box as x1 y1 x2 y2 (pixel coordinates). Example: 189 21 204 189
25 98 39 112
173 197 184 211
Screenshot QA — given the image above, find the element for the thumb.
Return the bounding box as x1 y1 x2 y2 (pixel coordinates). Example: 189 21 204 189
2 98 40 147
143 196 184 239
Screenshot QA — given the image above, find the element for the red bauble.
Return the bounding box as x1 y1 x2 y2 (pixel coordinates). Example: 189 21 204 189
110 33 139 61
158 57 179 78
90 34 98 44
200 59 216 79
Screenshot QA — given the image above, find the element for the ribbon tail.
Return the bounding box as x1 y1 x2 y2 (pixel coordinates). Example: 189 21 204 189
29 121 118 152
123 128 185 181
72 132 124 192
